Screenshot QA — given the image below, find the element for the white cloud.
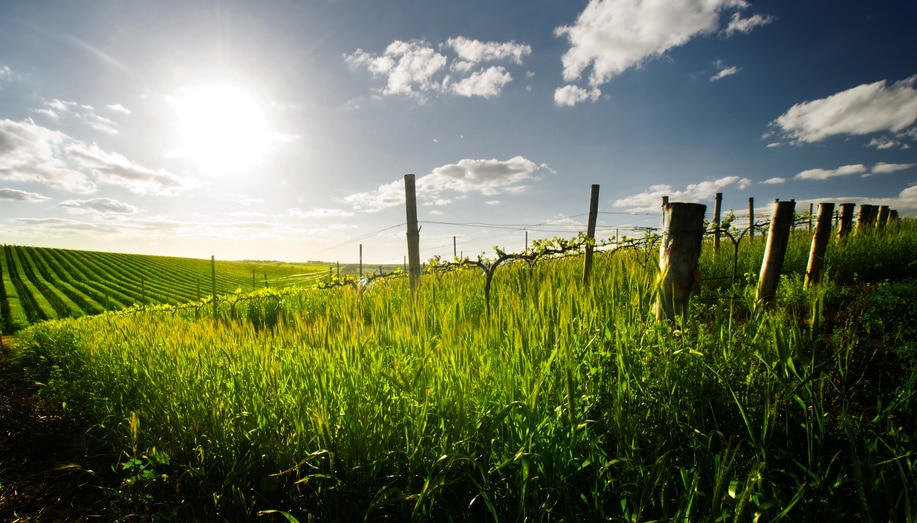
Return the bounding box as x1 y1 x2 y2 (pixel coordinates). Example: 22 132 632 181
0 65 16 84
59 197 138 214
445 37 531 67
554 85 602 106
722 11 776 36
794 164 867 180
345 40 448 100
346 37 530 101
710 60 741 81
34 98 120 134
0 118 96 193
448 66 512 98
554 0 768 105
341 179 406 213
288 207 354 218
612 175 751 212
871 162 916 174
0 187 50 202
65 142 188 194
343 156 545 212
771 75 917 144
761 177 786 184
867 136 903 150
107 103 131 115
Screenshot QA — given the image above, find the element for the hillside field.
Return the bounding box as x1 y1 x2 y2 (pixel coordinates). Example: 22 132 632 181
1 220 916 521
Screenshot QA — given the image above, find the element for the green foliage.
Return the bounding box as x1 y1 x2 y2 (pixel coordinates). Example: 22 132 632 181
5 220 917 520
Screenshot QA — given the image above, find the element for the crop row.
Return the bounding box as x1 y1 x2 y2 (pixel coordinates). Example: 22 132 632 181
0 245 326 333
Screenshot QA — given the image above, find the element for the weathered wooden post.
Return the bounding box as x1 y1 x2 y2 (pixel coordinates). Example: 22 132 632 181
807 203 814 232
804 202 835 289
662 195 670 227
359 244 363 279
876 205 890 229
713 192 722 252
582 184 600 287
211 255 217 320
404 174 421 293
890 209 899 222
655 202 706 323
756 200 795 304
748 197 755 240
856 204 873 234
837 203 855 241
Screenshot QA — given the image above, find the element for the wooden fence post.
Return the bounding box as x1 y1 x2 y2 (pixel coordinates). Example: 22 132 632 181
359 244 363 279
837 203 855 241
404 174 421 293
655 202 706 323
211 255 217 320
582 184 600 287
856 204 873 234
713 192 722 252
748 197 755 240
876 205 890 229
661 196 669 229
804 202 835 289
757 200 795 304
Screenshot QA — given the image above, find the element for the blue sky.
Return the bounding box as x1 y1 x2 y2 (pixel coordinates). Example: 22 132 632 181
1 0 916 263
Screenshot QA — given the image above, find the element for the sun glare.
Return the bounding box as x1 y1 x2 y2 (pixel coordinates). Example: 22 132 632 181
167 82 275 176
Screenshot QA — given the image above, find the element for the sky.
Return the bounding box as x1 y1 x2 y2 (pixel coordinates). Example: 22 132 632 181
1 0 916 264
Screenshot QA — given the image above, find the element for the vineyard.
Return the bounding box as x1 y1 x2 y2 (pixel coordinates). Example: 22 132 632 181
0 246 329 334
1 218 916 521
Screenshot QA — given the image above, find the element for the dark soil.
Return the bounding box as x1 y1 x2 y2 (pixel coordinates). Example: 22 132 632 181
0 336 110 522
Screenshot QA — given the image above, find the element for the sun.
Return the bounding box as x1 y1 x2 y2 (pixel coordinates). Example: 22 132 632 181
167 82 276 176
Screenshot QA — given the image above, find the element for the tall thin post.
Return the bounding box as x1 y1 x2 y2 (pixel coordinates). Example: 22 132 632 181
453 236 457 259
757 200 795 304
856 204 873 234
748 197 755 239
404 174 421 293
713 192 722 252
656 202 706 322
582 184 600 287
807 203 814 231
359 244 363 279
252 268 256 291
661 196 670 229
211 255 217 320
804 202 835 289
876 205 890 229
837 203 855 241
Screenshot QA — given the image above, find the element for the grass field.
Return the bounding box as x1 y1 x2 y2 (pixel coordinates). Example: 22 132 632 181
0 246 331 333
6 220 917 521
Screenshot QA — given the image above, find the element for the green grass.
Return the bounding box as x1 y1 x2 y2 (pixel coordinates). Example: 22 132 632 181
8 220 917 521
0 246 327 333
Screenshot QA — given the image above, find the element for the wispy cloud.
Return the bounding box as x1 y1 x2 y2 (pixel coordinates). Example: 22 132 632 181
33 98 121 134
722 11 776 37
288 207 354 218
345 37 531 101
554 0 772 105
794 164 867 181
870 162 916 175
794 162 915 180
65 142 188 194
0 118 96 193
613 176 752 213
0 118 187 195
343 156 547 212
760 177 786 185
769 75 917 145
710 60 741 81
0 187 50 202
59 197 139 214
0 65 21 87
